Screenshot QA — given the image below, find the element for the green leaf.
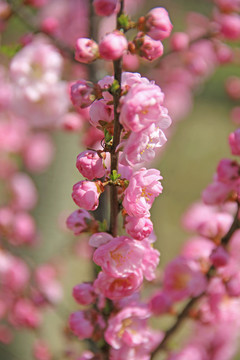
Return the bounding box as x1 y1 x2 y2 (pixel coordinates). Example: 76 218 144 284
110 170 121 182
118 14 130 29
110 79 120 94
104 129 113 143
0 44 22 58
98 219 108 232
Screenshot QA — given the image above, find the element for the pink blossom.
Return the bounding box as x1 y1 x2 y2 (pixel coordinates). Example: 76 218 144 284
181 237 216 263
93 0 118 16
35 264 62 304
149 291 172 315
10 212 36 246
89 232 113 247
229 129 240 156
76 150 105 180
216 13 240 40
170 32 189 51
119 123 167 166
168 345 208 360
0 253 30 292
145 7 173 41
23 133 55 173
69 310 94 339
119 83 171 133
71 80 101 109
72 181 102 211
77 351 95 360
10 173 38 211
214 0 240 12
226 272 240 296
105 306 157 350
202 180 233 205
163 257 207 301
225 76 240 100
134 34 164 61
123 168 163 218
99 31 128 61
73 283 96 305
33 340 51 360
10 298 41 329
75 38 99 64
217 159 239 183
125 216 153 241
10 38 63 102
210 246 229 267
89 99 114 127
66 209 93 235
93 271 143 300
123 53 140 71
60 112 83 132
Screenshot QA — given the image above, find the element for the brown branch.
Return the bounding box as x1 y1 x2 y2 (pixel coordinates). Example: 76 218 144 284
151 202 240 359
109 0 124 237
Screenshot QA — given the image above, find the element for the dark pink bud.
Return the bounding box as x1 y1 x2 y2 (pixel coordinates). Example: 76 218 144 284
75 38 99 64
93 0 118 16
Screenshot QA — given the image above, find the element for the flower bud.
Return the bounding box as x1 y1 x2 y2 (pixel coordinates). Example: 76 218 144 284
133 33 164 61
66 209 94 235
70 80 101 109
93 0 118 16
75 38 99 63
145 7 173 41
72 181 103 211
216 13 240 40
76 150 105 180
73 283 96 305
99 31 128 60
170 32 189 51
229 129 240 155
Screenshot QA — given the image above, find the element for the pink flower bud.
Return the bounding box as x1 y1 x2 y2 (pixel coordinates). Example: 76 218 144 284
217 158 239 182
71 80 101 109
149 291 172 315
145 7 173 41
89 99 114 127
170 32 189 51
69 311 94 339
73 283 96 305
210 246 229 267
229 129 240 155
93 0 118 16
66 209 93 235
217 13 240 40
125 216 153 240
72 181 103 211
134 33 164 61
99 31 128 61
76 150 105 180
41 17 59 34
75 38 99 64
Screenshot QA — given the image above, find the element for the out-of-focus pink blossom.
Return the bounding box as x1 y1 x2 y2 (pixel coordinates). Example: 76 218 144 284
76 150 105 180
170 32 189 51
149 291 172 315
229 129 240 156
10 173 38 211
33 340 51 360
10 298 41 329
163 256 207 301
216 13 240 40
225 77 240 100
69 310 94 339
99 31 128 61
72 181 103 211
123 168 163 218
66 209 93 235
145 7 173 41
73 283 96 305
231 107 240 125
93 0 118 16
75 38 99 64
210 246 229 267
60 112 84 132
214 0 240 12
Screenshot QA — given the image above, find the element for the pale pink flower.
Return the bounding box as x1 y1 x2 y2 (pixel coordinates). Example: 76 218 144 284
125 216 153 241
76 150 105 180
120 123 167 166
170 32 189 51
60 112 84 132
181 237 216 263
105 306 158 350
202 180 233 205
93 236 147 277
10 298 41 329
10 212 36 246
163 256 207 301
93 271 143 300
75 38 99 64
145 7 173 41
93 0 118 16
89 99 114 127
71 80 101 109
73 283 96 305
72 181 102 211
119 83 171 132
134 34 164 61
123 168 163 218
35 264 62 304
66 209 94 235
10 173 38 211
89 232 113 248
23 133 54 173
99 31 128 60
10 38 63 102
